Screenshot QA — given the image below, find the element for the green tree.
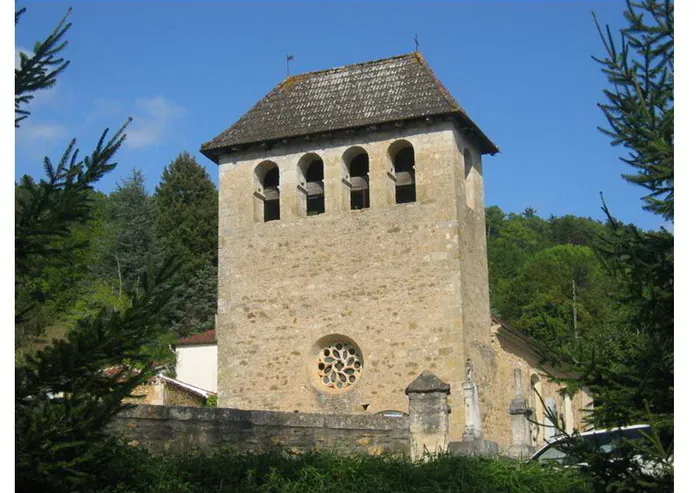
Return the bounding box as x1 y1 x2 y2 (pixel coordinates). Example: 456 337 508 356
15 7 70 127
14 5 130 348
15 189 111 356
167 262 218 337
593 0 673 220
105 169 162 297
15 8 177 491
155 152 218 267
537 2 674 491
486 208 552 315
547 215 607 247
155 152 218 337
500 244 619 356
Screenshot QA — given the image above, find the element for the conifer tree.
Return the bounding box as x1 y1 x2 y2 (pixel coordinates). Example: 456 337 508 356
104 169 162 297
593 0 673 221
154 152 218 336
15 8 178 491
534 2 674 490
155 152 218 267
15 7 130 347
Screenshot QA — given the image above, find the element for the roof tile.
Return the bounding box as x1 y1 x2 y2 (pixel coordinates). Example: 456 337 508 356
201 53 497 158
176 329 216 346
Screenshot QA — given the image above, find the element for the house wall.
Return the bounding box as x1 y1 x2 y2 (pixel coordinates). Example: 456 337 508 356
216 120 493 441
163 383 207 407
487 323 594 452
176 344 218 393
124 381 164 406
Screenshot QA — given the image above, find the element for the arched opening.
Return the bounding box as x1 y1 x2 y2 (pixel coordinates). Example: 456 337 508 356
298 153 325 216
463 147 475 210
254 161 280 222
342 147 370 210
389 140 416 204
530 374 544 444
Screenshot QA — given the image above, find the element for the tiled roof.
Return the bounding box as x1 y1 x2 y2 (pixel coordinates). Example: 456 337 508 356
491 313 539 353
176 329 216 346
201 52 498 160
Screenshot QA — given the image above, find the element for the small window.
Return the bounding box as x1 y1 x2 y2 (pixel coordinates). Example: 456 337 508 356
389 141 416 204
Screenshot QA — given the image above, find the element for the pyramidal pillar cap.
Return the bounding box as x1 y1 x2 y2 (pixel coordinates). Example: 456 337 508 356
405 370 451 395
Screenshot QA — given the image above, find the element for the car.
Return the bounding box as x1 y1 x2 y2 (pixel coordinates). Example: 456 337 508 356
529 424 652 466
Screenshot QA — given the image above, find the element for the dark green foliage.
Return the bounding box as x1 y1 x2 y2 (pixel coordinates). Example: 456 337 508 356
548 215 609 247
101 169 163 297
593 0 674 220
15 7 178 492
500 245 618 352
15 7 71 126
485 206 611 325
155 152 218 337
167 262 218 337
155 152 218 268
537 205 673 493
16 262 178 493
15 123 131 321
15 191 111 359
15 120 132 352
15 11 131 338
93 446 591 493
530 2 674 491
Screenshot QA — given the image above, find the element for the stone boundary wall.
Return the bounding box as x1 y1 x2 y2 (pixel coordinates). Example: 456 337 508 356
109 404 410 456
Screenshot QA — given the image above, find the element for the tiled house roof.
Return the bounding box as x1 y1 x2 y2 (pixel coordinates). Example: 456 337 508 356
175 329 216 346
201 52 498 160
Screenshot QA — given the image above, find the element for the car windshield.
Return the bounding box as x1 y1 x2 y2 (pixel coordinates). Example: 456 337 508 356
532 427 650 464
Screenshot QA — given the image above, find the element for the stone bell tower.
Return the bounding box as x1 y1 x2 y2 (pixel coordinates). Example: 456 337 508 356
201 52 498 441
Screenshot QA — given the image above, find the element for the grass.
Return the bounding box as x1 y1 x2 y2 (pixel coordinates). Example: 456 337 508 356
95 443 592 493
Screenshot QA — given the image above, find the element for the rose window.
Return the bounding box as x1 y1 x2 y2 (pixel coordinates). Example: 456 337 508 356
316 342 362 390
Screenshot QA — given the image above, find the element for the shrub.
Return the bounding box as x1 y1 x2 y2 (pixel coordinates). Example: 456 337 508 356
94 444 591 493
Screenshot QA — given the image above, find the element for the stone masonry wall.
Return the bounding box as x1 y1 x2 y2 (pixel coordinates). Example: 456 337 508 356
452 128 498 442
109 404 410 456
216 120 492 442
487 324 594 451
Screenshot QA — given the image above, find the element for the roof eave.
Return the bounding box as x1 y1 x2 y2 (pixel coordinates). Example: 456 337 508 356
200 112 498 163
200 146 219 164
454 112 499 156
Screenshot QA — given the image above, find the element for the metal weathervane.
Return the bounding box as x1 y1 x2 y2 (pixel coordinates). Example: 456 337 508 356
286 54 294 77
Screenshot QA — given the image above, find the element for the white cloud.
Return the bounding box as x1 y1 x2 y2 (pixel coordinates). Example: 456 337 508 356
125 96 186 149
16 121 68 144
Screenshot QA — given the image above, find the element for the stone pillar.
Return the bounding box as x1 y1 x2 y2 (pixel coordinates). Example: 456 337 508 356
462 361 482 440
405 371 450 460
507 368 534 458
448 361 498 457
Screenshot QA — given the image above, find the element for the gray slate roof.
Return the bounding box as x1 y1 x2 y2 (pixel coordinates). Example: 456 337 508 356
201 53 498 161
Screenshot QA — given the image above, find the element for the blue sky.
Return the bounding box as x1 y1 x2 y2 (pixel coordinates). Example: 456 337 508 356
14 0 669 231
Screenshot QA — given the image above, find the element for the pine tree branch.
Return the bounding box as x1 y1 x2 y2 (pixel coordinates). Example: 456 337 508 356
15 8 72 127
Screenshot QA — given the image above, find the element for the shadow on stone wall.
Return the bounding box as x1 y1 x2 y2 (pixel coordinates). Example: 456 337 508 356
109 404 410 456
109 371 506 459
